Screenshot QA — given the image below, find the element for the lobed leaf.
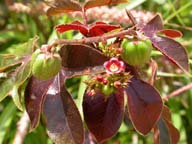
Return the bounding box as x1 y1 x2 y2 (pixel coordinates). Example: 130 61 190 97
25 76 54 129
84 0 129 10
126 77 163 135
46 0 82 16
43 73 84 144
83 90 124 143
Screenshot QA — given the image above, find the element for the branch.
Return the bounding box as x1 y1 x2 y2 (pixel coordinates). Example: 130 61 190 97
50 27 135 48
13 111 30 144
165 83 192 100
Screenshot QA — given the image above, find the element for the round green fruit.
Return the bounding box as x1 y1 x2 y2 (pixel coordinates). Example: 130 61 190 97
101 85 114 96
32 53 61 80
121 40 152 67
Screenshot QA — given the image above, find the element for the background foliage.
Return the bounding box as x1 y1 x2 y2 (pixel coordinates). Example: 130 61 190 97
0 0 192 143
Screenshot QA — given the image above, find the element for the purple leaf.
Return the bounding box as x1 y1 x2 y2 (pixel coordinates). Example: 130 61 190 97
151 36 189 72
126 78 163 135
60 44 108 70
43 73 84 144
142 14 164 37
24 77 54 129
142 14 189 72
83 90 124 143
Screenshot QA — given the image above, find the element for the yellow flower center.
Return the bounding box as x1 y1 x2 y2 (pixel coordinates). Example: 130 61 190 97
110 63 118 72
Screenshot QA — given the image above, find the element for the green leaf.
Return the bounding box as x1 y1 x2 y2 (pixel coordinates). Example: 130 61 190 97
0 101 17 144
11 85 24 111
0 56 32 102
0 54 21 72
6 36 38 57
15 57 32 85
0 77 15 102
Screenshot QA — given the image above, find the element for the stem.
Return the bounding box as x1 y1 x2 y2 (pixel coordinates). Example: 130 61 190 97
82 8 88 26
50 27 135 48
13 111 30 144
165 83 192 100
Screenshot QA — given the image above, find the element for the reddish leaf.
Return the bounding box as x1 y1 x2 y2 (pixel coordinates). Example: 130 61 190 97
83 90 124 143
151 36 189 72
159 29 183 38
43 73 84 144
84 0 129 10
156 118 180 144
55 21 88 36
157 118 170 144
56 21 120 37
142 14 189 72
89 22 120 37
142 14 164 37
60 44 108 70
47 0 82 16
24 77 54 129
126 78 163 135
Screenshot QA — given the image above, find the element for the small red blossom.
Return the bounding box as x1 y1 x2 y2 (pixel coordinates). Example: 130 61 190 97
104 58 125 74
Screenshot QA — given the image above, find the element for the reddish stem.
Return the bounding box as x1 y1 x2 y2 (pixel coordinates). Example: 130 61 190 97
165 83 192 99
50 27 135 48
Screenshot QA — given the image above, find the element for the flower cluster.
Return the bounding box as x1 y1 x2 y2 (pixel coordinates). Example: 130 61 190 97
85 58 131 97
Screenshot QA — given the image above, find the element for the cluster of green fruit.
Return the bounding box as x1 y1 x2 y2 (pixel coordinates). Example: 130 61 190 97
31 47 61 80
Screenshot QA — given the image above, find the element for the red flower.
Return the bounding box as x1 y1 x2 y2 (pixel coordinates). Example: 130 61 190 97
104 58 125 74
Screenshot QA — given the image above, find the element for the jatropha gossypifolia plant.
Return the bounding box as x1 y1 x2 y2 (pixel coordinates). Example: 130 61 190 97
0 0 189 144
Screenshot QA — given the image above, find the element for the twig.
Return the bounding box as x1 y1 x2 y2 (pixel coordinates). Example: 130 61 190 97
50 27 135 48
149 59 158 86
165 83 192 99
13 111 30 144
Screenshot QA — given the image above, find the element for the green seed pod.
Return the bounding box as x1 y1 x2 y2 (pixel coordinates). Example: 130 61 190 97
121 40 152 67
32 53 61 80
101 85 114 96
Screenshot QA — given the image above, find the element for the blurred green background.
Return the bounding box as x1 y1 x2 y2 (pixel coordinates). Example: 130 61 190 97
0 0 192 143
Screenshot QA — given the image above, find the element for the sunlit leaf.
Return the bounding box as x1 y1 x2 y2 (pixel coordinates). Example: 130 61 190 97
25 76 54 129
0 77 15 102
43 73 84 144
55 21 88 35
15 56 32 85
11 85 24 111
83 90 124 143
46 0 82 16
0 54 21 72
84 0 129 10
56 21 120 37
7 36 38 57
126 77 163 135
